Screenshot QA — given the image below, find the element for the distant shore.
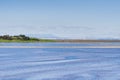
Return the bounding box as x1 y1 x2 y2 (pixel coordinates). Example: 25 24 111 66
0 39 120 43
53 39 120 43
0 34 120 43
0 39 56 43
0 34 56 42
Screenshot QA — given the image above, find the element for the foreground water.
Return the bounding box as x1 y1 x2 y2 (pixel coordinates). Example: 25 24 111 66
0 43 120 80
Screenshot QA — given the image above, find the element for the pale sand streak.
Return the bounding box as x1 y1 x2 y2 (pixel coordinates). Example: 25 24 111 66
0 46 120 48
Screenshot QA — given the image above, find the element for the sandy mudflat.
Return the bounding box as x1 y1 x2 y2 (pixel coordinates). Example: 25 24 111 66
0 46 120 48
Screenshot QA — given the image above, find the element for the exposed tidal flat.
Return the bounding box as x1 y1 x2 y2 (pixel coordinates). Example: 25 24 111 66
0 42 120 80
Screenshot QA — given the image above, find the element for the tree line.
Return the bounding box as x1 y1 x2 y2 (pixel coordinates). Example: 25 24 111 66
0 34 39 41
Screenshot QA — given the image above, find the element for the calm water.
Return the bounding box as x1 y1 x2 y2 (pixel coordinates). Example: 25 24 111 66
0 43 120 80
0 42 120 46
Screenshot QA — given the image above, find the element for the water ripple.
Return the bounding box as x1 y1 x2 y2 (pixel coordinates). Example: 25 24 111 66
0 47 120 80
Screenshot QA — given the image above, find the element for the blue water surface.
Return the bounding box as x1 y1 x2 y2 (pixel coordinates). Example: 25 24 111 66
0 43 120 80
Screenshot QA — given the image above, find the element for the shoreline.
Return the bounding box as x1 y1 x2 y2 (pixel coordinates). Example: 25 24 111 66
0 46 120 48
0 39 120 43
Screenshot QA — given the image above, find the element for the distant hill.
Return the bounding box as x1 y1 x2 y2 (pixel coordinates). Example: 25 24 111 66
26 34 119 40
26 34 60 39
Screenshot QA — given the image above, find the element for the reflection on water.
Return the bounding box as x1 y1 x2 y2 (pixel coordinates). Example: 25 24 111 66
0 43 120 80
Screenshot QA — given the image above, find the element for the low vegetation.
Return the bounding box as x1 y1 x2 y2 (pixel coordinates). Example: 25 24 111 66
0 34 120 43
0 34 56 42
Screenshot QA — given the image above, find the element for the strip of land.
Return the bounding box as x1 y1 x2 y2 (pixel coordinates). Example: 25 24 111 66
0 46 120 48
0 34 120 42
1 39 120 43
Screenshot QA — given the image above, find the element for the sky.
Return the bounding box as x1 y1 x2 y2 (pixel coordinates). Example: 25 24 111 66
0 0 120 39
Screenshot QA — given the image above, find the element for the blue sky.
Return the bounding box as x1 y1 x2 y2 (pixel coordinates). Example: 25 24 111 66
0 0 120 39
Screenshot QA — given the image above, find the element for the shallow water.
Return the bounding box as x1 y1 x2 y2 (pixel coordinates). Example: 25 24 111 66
0 43 120 80
0 42 120 46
